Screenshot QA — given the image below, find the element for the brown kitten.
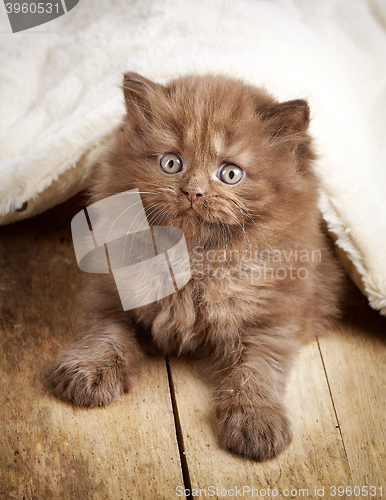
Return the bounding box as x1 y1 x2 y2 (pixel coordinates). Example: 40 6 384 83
50 73 343 461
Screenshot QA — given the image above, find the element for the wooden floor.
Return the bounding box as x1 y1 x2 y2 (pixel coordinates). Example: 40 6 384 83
0 197 385 500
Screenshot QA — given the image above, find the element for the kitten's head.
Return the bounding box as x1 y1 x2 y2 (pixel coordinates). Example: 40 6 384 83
98 72 318 249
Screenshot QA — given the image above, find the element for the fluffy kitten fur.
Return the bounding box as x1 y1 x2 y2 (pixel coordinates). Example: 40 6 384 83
50 73 343 462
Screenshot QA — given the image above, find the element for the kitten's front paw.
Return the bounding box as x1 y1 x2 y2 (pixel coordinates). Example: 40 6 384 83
216 399 292 462
49 347 134 407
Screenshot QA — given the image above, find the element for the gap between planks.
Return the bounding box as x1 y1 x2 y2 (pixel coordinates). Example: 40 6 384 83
166 356 194 499
316 336 352 476
167 307 386 499
167 339 352 500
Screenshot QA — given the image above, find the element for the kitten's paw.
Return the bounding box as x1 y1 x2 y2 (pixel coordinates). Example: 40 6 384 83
216 399 292 461
49 348 136 407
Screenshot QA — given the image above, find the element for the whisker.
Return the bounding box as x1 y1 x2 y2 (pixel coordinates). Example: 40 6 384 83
122 201 164 263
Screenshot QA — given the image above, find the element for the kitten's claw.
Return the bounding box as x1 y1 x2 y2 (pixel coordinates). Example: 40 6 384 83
216 399 292 461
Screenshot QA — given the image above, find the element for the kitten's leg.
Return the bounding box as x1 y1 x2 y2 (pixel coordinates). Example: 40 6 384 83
213 328 300 461
49 314 143 407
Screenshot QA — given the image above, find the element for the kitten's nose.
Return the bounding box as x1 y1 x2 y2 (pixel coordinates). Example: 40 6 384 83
183 188 204 204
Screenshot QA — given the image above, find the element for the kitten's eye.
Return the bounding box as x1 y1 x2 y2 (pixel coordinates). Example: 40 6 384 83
160 153 183 174
218 163 244 185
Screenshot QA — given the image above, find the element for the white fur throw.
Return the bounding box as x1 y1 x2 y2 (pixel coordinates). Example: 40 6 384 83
0 0 385 314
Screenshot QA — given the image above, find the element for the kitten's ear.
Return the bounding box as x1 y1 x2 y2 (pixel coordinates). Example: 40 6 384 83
257 99 310 141
122 72 164 120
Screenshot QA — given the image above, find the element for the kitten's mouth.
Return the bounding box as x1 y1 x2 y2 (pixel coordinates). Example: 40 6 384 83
180 198 200 215
178 198 236 226
178 203 204 223
185 206 197 214
181 207 219 227
182 204 207 221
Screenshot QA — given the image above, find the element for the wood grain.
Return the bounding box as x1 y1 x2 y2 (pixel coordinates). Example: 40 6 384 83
0 203 183 500
169 339 352 499
318 307 386 489
1 196 385 499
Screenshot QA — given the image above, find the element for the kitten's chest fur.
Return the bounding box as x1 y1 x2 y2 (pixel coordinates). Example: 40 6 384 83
133 256 287 356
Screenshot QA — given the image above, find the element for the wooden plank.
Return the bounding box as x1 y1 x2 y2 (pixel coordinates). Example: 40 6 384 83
318 305 386 489
0 202 184 500
169 340 352 499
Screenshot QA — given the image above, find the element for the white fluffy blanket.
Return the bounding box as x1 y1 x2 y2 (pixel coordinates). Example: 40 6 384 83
1 0 385 314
